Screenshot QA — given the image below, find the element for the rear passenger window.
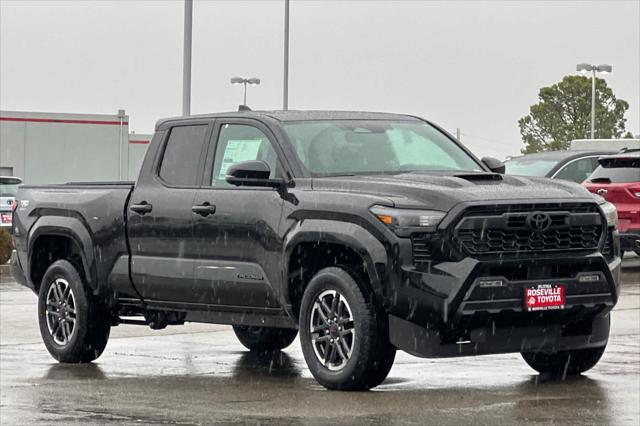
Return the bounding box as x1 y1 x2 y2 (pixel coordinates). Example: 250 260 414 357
159 125 208 186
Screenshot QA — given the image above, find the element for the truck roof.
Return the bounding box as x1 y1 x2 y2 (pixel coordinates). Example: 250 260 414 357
156 110 420 130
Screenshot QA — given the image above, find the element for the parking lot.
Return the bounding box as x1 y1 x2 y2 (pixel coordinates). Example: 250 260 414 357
1 257 638 425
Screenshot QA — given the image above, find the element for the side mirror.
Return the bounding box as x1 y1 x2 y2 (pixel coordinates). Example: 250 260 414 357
225 160 284 188
481 156 506 174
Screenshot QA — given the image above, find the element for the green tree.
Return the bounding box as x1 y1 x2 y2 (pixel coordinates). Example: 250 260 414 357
519 75 629 153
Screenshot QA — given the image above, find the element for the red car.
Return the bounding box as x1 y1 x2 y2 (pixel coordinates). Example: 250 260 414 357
584 150 640 255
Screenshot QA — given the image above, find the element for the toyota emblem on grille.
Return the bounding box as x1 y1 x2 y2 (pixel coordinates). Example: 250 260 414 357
527 212 552 232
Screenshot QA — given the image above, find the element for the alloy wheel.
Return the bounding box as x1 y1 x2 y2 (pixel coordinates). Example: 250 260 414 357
309 289 355 371
45 278 77 345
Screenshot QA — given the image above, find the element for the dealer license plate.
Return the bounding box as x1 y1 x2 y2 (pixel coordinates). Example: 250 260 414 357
0 213 12 225
524 284 565 312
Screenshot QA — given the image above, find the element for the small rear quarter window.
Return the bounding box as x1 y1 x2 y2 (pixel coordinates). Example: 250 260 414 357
159 125 208 186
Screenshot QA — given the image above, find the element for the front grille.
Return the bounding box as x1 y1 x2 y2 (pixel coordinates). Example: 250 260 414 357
461 203 599 216
452 203 604 256
411 233 432 265
457 226 602 254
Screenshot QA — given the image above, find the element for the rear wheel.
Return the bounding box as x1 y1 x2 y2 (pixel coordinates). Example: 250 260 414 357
233 325 297 352
299 267 396 391
38 260 110 363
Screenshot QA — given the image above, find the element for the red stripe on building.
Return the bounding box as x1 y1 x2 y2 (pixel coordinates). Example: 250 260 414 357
129 140 150 144
0 117 128 126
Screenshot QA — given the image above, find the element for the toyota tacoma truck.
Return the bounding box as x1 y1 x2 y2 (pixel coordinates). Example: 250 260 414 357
10 111 621 390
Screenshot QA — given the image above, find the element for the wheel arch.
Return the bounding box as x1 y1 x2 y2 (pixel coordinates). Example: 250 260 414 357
283 219 389 320
28 216 95 293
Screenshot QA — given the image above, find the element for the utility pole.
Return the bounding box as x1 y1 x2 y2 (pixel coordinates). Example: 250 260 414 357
283 0 290 110
456 128 461 141
182 0 193 116
590 69 596 139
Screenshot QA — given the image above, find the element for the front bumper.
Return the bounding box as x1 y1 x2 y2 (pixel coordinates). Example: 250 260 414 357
386 250 621 358
619 229 640 252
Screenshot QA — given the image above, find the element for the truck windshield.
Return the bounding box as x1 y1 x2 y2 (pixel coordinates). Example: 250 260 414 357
282 120 483 176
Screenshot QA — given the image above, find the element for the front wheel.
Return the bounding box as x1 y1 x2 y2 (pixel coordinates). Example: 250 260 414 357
521 315 610 377
38 260 111 363
232 325 297 352
521 345 607 377
299 267 396 391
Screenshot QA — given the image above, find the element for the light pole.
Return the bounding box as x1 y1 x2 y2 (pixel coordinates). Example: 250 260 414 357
576 63 612 139
182 0 193 116
283 0 290 110
231 77 261 106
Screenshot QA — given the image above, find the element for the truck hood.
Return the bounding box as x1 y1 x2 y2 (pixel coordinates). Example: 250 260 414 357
311 171 597 210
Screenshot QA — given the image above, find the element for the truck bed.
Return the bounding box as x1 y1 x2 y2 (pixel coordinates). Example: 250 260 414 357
12 182 136 297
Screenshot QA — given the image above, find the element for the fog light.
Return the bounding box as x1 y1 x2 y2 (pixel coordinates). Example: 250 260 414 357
478 279 504 288
579 274 601 283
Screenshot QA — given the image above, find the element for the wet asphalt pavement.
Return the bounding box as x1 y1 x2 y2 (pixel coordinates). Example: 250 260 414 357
1 258 638 425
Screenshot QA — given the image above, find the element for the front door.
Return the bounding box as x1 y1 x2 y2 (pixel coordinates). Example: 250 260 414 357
191 121 288 308
127 122 211 303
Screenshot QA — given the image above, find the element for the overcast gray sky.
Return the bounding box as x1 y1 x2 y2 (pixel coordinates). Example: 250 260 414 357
1 0 639 158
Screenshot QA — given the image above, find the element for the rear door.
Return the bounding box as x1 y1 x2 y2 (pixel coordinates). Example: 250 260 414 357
127 121 212 302
189 119 289 308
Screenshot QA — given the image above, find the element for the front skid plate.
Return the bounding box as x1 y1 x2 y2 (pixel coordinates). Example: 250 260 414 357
388 314 610 358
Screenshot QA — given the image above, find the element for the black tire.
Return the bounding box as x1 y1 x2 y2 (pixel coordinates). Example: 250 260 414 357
521 345 607 377
38 260 110 363
299 267 396 391
521 315 610 377
233 325 298 352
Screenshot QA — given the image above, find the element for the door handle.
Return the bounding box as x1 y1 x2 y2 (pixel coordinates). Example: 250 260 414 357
130 201 153 215
192 202 216 217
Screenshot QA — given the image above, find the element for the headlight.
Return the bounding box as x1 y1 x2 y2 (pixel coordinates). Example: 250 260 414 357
370 205 445 235
599 201 617 229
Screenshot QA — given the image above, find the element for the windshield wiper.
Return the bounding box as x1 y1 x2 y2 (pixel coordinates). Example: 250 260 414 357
321 173 357 177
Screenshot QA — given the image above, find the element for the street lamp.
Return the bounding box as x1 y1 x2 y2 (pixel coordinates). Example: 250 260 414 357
576 63 613 139
231 77 261 106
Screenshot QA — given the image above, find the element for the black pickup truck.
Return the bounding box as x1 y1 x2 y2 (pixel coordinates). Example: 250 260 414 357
11 111 621 390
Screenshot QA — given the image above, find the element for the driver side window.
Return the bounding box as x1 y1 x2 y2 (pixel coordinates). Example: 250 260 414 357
554 158 596 183
211 124 280 188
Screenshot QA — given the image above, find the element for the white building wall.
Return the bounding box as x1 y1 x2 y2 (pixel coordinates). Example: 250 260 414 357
0 110 129 184
127 133 152 180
